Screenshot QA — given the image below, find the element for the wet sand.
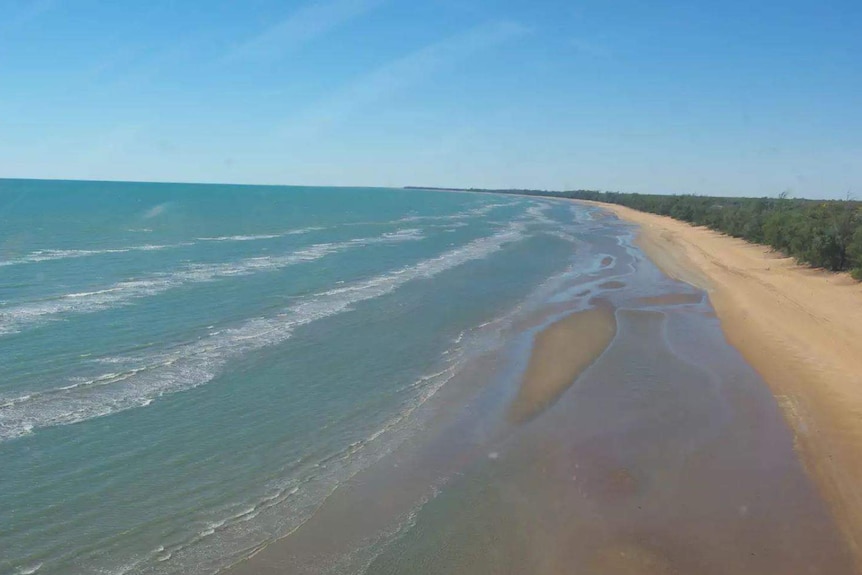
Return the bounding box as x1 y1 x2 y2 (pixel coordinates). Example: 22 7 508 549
635 293 704 307
580 200 862 568
508 305 616 423
366 306 853 574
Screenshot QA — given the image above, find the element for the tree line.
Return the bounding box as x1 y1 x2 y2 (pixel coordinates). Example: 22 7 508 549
471 188 862 280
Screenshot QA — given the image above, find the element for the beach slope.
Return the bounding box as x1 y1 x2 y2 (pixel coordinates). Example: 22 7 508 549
581 200 862 567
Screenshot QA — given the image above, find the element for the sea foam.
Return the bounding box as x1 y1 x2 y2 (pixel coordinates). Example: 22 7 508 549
0 244 188 267
0 230 424 336
0 226 325 268
0 223 526 441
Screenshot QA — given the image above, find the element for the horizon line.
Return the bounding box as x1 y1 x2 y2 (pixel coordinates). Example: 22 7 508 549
0 176 850 201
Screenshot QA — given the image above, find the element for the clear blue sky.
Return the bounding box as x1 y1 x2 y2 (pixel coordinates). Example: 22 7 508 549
1 0 860 197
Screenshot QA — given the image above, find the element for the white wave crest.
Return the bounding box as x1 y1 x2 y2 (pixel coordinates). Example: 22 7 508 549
0 230 423 336
196 226 328 242
0 244 190 267
197 234 282 242
0 223 526 441
0 226 325 268
525 202 557 226
394 201 519 224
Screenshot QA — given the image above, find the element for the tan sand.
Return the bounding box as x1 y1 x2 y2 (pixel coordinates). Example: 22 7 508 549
508 304 616 423
578 200 862 568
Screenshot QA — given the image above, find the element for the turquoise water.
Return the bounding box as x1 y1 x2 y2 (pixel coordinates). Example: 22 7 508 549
0 180 588 574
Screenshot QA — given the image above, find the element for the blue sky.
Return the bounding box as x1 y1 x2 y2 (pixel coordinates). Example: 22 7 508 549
1 0 860 197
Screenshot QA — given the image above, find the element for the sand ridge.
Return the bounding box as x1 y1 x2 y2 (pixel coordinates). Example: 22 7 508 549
508 303 617 423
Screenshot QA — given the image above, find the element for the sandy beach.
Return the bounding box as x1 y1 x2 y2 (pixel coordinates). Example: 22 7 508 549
581 200 862 569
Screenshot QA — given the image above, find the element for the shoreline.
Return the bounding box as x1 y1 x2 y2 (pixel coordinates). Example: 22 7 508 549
218 196 857 574
579 199 862 569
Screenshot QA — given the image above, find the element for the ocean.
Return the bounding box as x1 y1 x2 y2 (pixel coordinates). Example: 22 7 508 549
0 180 851 575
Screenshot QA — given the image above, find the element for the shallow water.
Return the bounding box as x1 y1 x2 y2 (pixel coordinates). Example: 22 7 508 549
0 180 594 575
361 277 852 574
227 193 853 574
0 180 850 575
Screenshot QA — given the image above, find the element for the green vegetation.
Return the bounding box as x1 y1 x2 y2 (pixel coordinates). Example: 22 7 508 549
472 188 862 279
